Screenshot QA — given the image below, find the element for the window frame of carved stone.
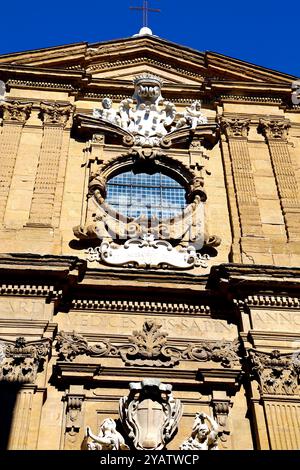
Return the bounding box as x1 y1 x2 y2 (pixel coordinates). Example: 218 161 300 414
73 74 221 270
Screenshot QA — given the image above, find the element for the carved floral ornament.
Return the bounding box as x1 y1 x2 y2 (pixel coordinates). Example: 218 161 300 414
249 349 300 396
218 116 250 139
258 118 291 140
55 321 241 368
0 100 75 126
0 100 33 122
40 102 75 126
0 336 51 383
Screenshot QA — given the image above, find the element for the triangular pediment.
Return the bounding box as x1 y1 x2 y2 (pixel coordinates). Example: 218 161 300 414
0 35 296 86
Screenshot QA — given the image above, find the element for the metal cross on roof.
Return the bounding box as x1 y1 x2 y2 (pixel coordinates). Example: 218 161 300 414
130 0 161 29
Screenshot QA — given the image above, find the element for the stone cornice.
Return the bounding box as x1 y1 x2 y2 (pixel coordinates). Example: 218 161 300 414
239 295 300 309
0 254 86 282
0 37 295 84
208 263 300 296
54 362 242 387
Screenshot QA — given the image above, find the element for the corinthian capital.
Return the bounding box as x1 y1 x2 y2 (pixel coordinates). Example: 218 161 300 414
0 100 32 122
40 102 74 126
0 336 51 383
249 349 299 396
218 116 250 139
258 118 290 140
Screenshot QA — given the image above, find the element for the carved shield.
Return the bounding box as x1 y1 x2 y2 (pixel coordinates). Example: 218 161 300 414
133 398 166 449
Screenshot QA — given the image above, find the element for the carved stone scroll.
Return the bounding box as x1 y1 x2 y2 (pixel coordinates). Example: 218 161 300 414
258 118 300 240
119 379 182 450
182 339 241 368
211 399 232 445
56 331 115 362
64 391 85 450
55 327 242 369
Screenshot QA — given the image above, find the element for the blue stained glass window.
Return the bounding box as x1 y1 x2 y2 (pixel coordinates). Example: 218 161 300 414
106 171 186 219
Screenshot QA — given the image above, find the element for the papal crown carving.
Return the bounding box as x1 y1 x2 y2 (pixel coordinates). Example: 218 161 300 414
133 73 163 87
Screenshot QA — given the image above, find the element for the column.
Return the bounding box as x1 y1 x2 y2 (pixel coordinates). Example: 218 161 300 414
0 337 51 449
219 117 264 238
259 118 300 241
27 102 74 226
0 101 32 222
249 349 300 449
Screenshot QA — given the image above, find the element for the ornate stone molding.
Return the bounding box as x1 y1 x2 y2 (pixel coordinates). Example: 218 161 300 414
119 379 182 450
258 118 290 140
71 298 211 315
0 337 51 383
242 295 300 308
6 79 75 91
56 331 116 362
182 339 241 368
219 95 282 104
249 349 300 396
66 394 85 433
0 283 63 299
211 399 232 445
90 73 208 148
55 324 242 369
0 100 32 122
86 236 210 270
40 102 74 126
86 55 202 80
219 117 250 139
119 320 181 367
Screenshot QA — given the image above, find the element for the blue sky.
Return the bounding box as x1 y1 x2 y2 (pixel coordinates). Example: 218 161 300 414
1 0 299 76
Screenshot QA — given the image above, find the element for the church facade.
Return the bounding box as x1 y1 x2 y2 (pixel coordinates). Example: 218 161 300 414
0 32 300 450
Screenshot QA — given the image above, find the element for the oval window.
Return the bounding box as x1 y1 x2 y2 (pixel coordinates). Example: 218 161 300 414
106 171 186 220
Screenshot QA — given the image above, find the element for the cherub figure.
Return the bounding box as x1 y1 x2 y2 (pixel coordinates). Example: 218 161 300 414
93 98 121 126
176 100 207 130
119 98 134 129
86 418 129 450
180 412 219 450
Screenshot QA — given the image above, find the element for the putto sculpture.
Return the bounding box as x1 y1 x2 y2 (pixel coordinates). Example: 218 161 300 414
180 412 219 450
86 418 129 450
93 73 207 147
